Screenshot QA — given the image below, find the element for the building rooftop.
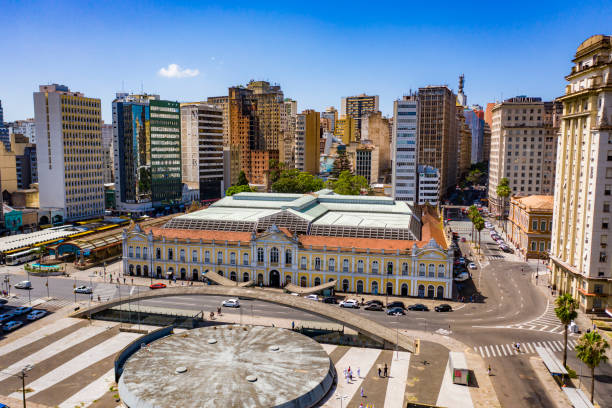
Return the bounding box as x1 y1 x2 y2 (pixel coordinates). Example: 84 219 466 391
512 195 554 211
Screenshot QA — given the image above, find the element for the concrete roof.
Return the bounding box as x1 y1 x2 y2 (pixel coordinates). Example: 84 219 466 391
0 226 88 252
512 195 554 211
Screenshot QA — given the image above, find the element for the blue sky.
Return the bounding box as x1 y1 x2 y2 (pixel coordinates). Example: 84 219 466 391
1 0 611 123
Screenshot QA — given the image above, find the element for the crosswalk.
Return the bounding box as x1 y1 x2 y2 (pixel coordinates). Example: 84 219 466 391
479 299 570 335
485 254 505 260
93 283 117 302
474 339 577 358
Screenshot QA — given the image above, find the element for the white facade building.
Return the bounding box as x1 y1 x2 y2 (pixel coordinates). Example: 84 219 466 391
9 119 36 143
417 165 440 205
392 95 419 202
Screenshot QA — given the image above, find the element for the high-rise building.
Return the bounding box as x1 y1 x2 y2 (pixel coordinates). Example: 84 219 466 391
341 94 379 139
417 165 440 205
101 123 114 184
464 105 485 163
550 35 612 312
8 118 36 143
321 107 338 132
417 86 458 197
0 141 17 195
112 93 182 214
487 96 560 217
180 103 224 199
361 111 391 183
0 100 9 152
483 122 491 164
11 133 37 189
34 84 104 221
295 109 320 175
279 99 297 168
206 95 229 146
456 105 472 178
346 141 379 184
334 116 357 145
392 95 419 202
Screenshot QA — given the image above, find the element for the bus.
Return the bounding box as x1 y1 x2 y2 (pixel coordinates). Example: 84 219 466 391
6 249 39 265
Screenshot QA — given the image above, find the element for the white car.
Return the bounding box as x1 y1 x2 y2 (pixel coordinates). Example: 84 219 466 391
27 310 47 321
222 299 240 308
454 272 471 282
14 281 32 289
468 262 477 270
74 286 93 294
339 299 360 309
305 294 319 301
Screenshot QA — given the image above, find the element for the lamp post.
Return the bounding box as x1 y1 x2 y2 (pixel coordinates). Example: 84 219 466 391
335 394 348 408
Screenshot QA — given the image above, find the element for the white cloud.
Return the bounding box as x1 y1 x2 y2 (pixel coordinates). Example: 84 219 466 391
158 64 200 78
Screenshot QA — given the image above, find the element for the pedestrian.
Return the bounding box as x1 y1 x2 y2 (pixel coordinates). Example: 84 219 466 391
217 306 221 315
97 295 101 302
123 277 126 284
378 367 381 377
291 321 295 330
357 367 361 378
383 363 388 377
487 364 491 376
360 387 364 398
131 278 133 285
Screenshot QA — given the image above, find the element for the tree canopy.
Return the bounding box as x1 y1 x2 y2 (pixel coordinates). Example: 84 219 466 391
237 170 249 187
226 184 254 196
496 177 511 198
575 330 609 403
327 170 369 195
271 169 324 194
331 149 351 178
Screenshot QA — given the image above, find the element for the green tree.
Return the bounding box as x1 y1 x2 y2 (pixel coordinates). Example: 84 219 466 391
466 169 483 186
35 245 48 268
268 159 285 184
467 205 479 242
331 149 351 178
237 171 249 186
271 169 324 193
226 184 253 196
496 178 511 232
327 170 369 195
554 293 579 367
575 330 609 403
473 215 485 253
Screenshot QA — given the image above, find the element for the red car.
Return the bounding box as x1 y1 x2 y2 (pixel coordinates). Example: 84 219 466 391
149 283 167 289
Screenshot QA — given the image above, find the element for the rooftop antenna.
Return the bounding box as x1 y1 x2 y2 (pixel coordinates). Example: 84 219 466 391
141 81 144 94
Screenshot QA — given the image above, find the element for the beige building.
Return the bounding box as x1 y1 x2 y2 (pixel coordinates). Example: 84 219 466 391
335 116 357 145
488 97 561 217
361 111 391 183
280 99 297 167
483 122 491 164
341 94 379 139
346 141 380 184
456 104 472 179
207 95 230 146
0 142 17 195
508 195 553 260
295 110 320 175
550 35 612 313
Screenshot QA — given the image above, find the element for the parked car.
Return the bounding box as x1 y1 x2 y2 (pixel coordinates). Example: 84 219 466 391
304 294 319 301
454 272 471 282
323 297 338 304
435 304 453 312
0 313 14 323
407 304 429 312
364 303 384 311
386 307 405 315
2 321 23 332
501 246 513 253
0 298 8 305
365 299 383 306
458 257 466 264
149 283 167 289
222 299 240 308
461 237 467 242
27 310 47 321
339 299 359 309
14 306 32 315
74 286 93 294
386 301 405 309
468 262 477 270
14 281 32 289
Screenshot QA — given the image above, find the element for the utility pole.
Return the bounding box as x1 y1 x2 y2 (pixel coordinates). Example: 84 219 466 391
27 270 31 305
73 276 77 304
46 275 49 298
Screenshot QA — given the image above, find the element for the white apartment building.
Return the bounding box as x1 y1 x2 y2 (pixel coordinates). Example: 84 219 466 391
180 103 224 200
488 96 560 217
9 119 36 143
550 35 612 313
33 84 104 222
417 165 440 205
392 95 419 202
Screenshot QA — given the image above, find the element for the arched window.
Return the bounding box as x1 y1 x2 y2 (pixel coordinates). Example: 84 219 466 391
343 259 349 272
135 247 140 258
230 252 236 265
437 286 444 299
128 246 133 257
218 270 224 276
371 281 379 294
243 253 249 265
143 247 148 259
192 269 198 280
386 282 393 295
314 257 321 270
179 249 185 261
328 258 335 271
129 264 134 275
401 283 408 296
314 277 321 286
143 265 149 277
418 284 425 297
243 272 250 282
136 265 141 275
300 276 308 287
300 256 307 269
270 247 279 264
428 264 435 277
192 250 197 262
204 250 210 263
342 279 350 292
285 275 292 284
402 262 408 275
217 251 223 264
372 261 379 274
427 285 435 298
156 266 162 277
180 268 186 279
356 280 364 293
168 248 173 260
230 271 237 281
419 263 425 276
357 260 364 273
437 264 445 277
257 248 264 263
387 261 393 275
156 248 161 259
285 249 292 264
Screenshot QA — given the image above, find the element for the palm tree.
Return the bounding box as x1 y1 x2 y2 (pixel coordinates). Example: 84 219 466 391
554 293 578 367
468 205 479 242
473 215 485 254
496 178 511 233
35 245 48 269
575 330 609 403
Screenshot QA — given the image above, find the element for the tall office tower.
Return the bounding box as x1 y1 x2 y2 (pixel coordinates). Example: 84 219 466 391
456 105 472 178
0 100 9 151
229 87 257 185
280 99 297 167
464 105 485 163
207 95 229 146
341 94 379 139
334 116 357 144
417 165 440 205
101 123 114 184
246 80 284 150
483 122 491 164
11 134 37 189
550 35 612 312
180 103 224 199
112 93 181 215
487 96 561 217
417 86 458 197
33 84 104 221
321 106 338 132
294 110 321 174
392 95 419 202
361 111 391 182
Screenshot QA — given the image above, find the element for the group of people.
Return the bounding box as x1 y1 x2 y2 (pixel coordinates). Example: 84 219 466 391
343 366 360 383
377 363 388 377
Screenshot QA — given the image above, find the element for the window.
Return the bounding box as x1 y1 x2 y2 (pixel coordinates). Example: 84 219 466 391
539 241 545 251
371 261 378 274
143 247 148 259
428 264 435 277
243 253 249 265
594 284 603 294
285 249 292 265
402 262 408 275
270 247 279 264
180 249 185 262
192 250 197 262
605 185 611 196
204 250 210 263
438 264 445 277
604 203 610 213
419 263 425 276
230 252 236 265
540 221 547 231
156 248 161 260
343 259 349 273
357 260 364 273
387 261 393 275
328 258 335 271
128 246 133 257
217 251 223 264
168 248 173 260
257 248 264 263
600 252 607 262
135 247 141 258
315 257 321 271
531 241 537 251
607 150 612 161
606 168 612 178
604 219 609 229
532 220 538 230
300 256 307 269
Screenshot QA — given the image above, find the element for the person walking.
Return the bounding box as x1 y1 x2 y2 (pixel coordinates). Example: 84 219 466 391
378 367 381 377
357 367 361 378
360 387 364 398
487 364 492 376
383 363 388 377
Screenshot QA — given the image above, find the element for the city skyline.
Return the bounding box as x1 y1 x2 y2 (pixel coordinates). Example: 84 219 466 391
1 1 611 123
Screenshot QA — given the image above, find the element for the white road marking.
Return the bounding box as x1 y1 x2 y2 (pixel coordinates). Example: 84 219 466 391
57 369 115 408
0 318 80 358
383 352 411 408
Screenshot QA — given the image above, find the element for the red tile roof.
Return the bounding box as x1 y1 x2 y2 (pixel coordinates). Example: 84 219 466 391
147 227 252 243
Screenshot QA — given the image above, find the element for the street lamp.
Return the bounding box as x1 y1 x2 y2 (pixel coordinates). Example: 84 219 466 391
335 394 348 408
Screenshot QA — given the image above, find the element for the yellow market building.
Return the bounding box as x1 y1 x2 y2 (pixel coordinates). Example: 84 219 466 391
123 190 454 298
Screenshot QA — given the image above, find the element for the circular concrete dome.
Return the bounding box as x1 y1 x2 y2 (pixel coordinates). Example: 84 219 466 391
118 325 334 408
